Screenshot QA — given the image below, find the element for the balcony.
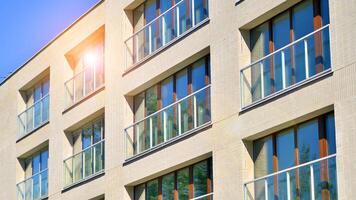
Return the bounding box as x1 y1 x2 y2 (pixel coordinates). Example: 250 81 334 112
18 95 49 139
16 169 48 200
244 154 337 200
125 85 211 160
124 0 209 70
63 140 105 188
240 25 331 109
64 66 104 108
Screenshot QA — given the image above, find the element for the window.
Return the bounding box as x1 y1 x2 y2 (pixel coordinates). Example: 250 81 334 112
134 158 213 200
17 149 49 200
252 112 337 200
63 117 105 187
64 26 105 107
18 78 50 138
241 0 331 108
126 56 211 158
126 0 209 66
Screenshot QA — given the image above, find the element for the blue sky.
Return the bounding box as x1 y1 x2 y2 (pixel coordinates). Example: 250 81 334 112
0 0 100 82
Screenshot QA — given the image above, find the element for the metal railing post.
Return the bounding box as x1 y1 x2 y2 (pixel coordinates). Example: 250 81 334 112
265 179 269 200
304 39 310 79
281 50 287 89
310 165 315 200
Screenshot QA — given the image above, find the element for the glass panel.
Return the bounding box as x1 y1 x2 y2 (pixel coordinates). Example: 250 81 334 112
293 0 314 82
161 77 176 141
42 80 50 96
277 129 296 199
176 69 190 134
94 141 104 173
146 179 159 200
83 147 93 178
82 125 93 149
146 86 159 146
73 152 83 183
297 119 320 200
253 136 273 200
194 0 208 25
32 173 40 199
272 12 292 91
41 170 48 197
193 161 208 197
74 72 84 101
250 22 270 100
192 59 209 127
162 173 175 200
177 168 189 200
42 95 49 122
95 45 105 88
93 120 103 143
326 113 336 154
84 67 94 96
161 0 175 45
34 101 42 128
40 150 48 170
32 154 41 175
176 0 191 35
134 184 146 200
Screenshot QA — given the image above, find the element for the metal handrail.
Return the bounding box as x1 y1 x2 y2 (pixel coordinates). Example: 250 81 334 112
18 94 50 117
16 169 48 186
64 66 92 85
244 153 336 185
240 24 330 71
125 0 184 42
63 139 105 162
190 192 214 200
124 84 211 130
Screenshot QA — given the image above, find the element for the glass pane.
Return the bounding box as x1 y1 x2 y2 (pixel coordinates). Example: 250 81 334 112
194 0 208 25
40 150 48 170
253 136 273 200
134 184 146 200
277 129 296 199
95 45 105 88
147 179 159 200
94 142 104 173
177 168 189 200
297 119 320 200
32 173 40 199
272 12 292 91
32 154 41 175
41 170 48 197
73 153 83 183
162 173 175 200
74 72 84 101
176 0 191 35
162 77 176 141
34 86 42 102
192 58 206 91
93 120 103 143
84 67 94 95
326 113 336 154
34 102 41 128
146 86 158 115
42 80 50 96
193 161 208 197
293 0 314 82
82 126 93 149
83 147 93 178
176 69 190 134
161 0 175 45
42 95 49 122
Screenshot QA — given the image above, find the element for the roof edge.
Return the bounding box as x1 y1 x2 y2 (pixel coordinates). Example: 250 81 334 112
0 0 105 86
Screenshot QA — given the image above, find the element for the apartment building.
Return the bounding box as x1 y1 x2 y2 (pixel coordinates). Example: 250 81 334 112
0 0 355 199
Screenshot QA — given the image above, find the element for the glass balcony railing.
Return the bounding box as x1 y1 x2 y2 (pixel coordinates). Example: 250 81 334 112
244 154 337 200
64 67 104 107
18 95 50 139
240 25 331 109
63 140 105 188
16 169 48 200
125 85 211 160
124 0 209 69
